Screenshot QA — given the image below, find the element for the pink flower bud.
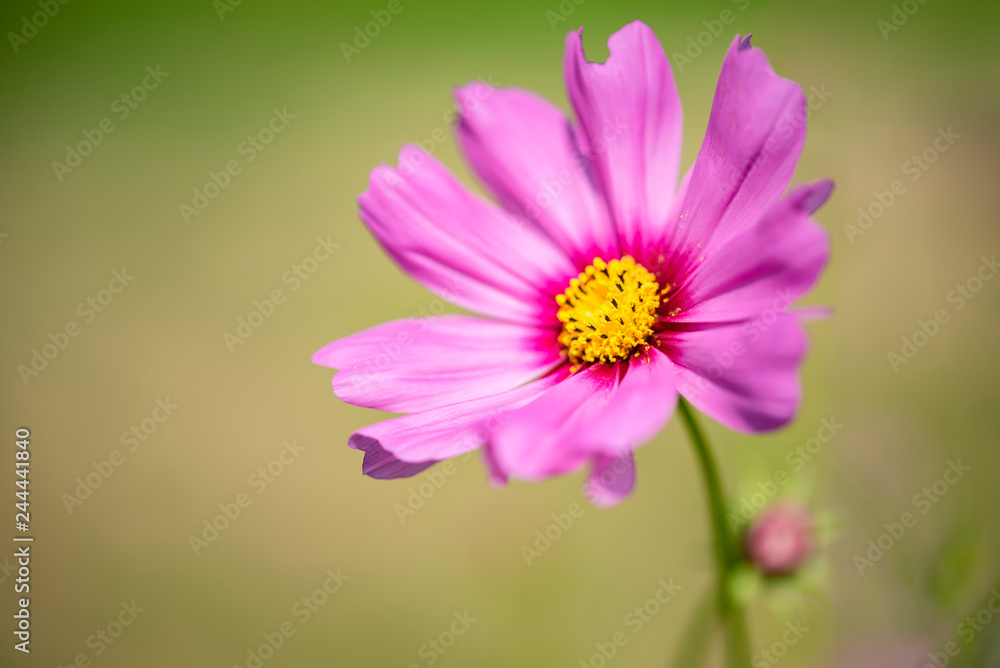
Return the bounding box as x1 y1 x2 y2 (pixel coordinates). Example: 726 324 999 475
744 502 814 576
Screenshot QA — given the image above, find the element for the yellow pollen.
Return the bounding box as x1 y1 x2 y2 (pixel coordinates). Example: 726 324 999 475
556 256 661 368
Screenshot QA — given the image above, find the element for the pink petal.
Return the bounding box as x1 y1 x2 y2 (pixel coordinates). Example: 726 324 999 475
359 146 575 324
354 440 437 480
489 365 613 481
348 371 567 471
564 21 683 257
454 84 618 264
662 35 807 273
312 315 561 413
675 181 832 323
579 347 678 456
660 315 808 433
480 441 508 487
491 347 676 482
585 452 636 507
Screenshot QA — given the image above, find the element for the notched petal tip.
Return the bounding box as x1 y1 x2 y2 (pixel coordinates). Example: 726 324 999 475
607 20 661 58
311 338 351 369
564 26 584 51
360 163 403 203
585 453 637 507
618 19 654 35
396 143 427 167
802 179 835 214
569 20 659 67
310 347 330 367
358 144 431 202
452 81 491 110
480 443 509 488
350 433 436 480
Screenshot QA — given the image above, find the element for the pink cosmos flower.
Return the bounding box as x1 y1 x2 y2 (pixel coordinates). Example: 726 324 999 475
313 21 831 506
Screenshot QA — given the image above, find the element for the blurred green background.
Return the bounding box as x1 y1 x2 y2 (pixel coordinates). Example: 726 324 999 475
2 0 999 665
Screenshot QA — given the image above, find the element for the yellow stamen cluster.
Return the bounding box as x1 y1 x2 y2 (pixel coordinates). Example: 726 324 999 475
556 256 661 368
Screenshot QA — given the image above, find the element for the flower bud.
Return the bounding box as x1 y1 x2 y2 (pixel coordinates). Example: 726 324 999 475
744 501 814 576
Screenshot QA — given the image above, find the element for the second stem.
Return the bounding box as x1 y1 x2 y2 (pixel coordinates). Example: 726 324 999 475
676 397 751 668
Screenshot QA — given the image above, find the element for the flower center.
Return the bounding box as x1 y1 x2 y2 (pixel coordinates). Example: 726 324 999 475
556 256 661 367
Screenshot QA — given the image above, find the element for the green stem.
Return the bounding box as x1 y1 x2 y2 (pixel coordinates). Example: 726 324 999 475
676 398 751 668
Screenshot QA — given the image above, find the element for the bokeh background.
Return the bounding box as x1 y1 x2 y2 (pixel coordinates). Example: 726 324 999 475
2 0 999 666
